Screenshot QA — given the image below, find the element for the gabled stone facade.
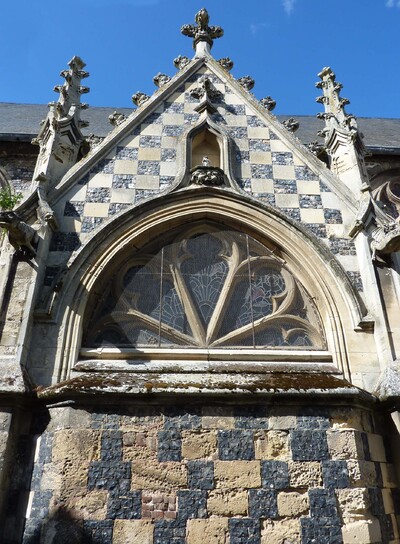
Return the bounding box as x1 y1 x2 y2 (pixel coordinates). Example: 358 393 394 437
0 8 400 544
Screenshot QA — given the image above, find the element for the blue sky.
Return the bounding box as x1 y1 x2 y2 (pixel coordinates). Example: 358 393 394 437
1 0 399 118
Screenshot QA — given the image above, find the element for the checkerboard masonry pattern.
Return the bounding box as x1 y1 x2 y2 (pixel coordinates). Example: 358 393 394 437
49 67 362 292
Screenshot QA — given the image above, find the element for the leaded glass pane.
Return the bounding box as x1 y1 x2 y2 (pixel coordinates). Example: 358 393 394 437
83 224 326 350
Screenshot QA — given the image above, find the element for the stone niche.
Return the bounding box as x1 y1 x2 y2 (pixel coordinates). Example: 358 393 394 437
16 401 399 544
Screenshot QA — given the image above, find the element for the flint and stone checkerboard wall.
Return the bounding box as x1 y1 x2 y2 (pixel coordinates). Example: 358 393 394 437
48 66 361 292
19 404 398 544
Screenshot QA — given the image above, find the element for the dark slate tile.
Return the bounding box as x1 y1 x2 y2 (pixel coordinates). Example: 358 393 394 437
157 430 182 462
324 208 343 224
249 139 270 152
248 489 278 518
218 430 255 460
322 461 350 489
309 488 338 518
274 179 297 194
188 460 214 490
280 208 301 221
261 460 289 489
177 490 207 520
291 430 329 461
139 136 161 148
272 152 293 165
162 125 184 137
81 217 105 233
251 164 273 179
50 232 81 252
101 430 123 461
299 194 323 208
86 187 111 203
107 489 141 519
137 160 160 175
64 201 84 217
116 146 138 160
295 165 319 180
164 408 202 430
234 406 269 429
83 520 114 543
301 517 343 544
229 518 260 544
87 461 131 491
161 149 177 162
112 174 135 189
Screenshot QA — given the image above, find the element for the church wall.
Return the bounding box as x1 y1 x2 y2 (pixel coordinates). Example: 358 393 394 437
14 401 399 544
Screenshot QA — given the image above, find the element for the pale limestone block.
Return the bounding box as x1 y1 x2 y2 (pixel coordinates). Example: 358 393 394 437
240 163 251 178
327 430 364 460
113 520 153 544
52 430 101 463
213 83 225 93
254 430 290 460
114 160 138 175
214 461 261 488
320 191 342 208
261 519 301 544
161 136 179 148
270 139 290 152
335 255 360 271
186 518 229 544
138 147 161 161
61 460 91 490
296 180 320 195
225 93 244 105
341 519 381 544
272 164 296 180
130 460 187 490
121 135 140 147
83 203 110 217
135 175 159 190
275 193 300 208
251 179 274 193
163 113 184 125
207 489 248 516
367 433 387 462
53 490 108 520
288 461 322 487
202 407 234 429
300 208 325 223
69 185 88 201
249 151 272 164
326 224 346 238
382 488 395 514
140 123 163 136
293 154 305 166
381 463 398 488
58 217 82 233
181 430 218 459
88 173 113 188
248 126 270 139
168 92 185 103
268 414 297 430
159 161 177 177
235 138 250 151
347 460 378 487
122 431 158 462
277 491 309 517
0 412 11 432
40 462 63 492
110 189 136 204
336 488 370 520
226 115 248 127
330 408 365 431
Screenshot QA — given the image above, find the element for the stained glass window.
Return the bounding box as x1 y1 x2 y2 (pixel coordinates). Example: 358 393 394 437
83 225 326 350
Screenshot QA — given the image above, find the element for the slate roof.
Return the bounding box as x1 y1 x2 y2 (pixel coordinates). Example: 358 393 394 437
0 102 399 152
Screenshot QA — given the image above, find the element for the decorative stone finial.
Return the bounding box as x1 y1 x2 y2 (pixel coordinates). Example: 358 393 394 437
237 76 255 92
132 92 150 107
283 118 299 133
217 58 234 71
153 73 171 88
174 55 191 70
181 8 223 57
189 75 221 114
108 111 127 126
260 96 276 111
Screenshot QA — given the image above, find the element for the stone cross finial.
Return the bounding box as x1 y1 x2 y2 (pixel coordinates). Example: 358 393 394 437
181 8 223 57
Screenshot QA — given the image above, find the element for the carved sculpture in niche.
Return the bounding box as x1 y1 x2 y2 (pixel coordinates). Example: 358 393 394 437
371 220 400 262
370 178 400 262
0 211 38 258
132 92 150 107
190 75 221 102
190 166 225 186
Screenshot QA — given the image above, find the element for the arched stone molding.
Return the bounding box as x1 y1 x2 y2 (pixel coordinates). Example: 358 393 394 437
45 188 368 384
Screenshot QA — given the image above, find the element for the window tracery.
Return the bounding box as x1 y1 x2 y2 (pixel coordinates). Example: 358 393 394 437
82 225 326 351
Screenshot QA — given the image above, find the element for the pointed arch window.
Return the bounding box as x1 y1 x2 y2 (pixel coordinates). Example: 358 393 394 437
82 223 326 351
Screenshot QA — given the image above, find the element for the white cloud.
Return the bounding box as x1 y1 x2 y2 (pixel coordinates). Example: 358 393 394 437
250 22 268 35
386 0 400 7
282 0 296 15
